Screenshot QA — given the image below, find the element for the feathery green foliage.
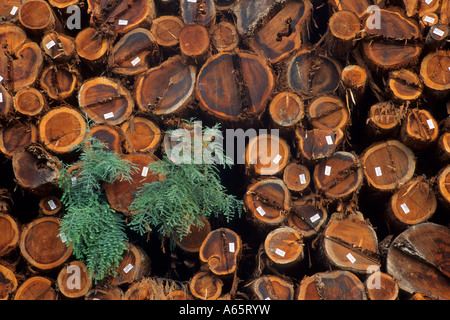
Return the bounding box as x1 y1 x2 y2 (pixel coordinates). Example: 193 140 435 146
58 135 138 281
127 120 242 242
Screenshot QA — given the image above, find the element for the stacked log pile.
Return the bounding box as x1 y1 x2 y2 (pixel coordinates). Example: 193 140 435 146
0 0 449 301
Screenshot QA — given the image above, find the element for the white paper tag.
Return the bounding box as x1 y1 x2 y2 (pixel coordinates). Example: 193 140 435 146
325 135 333 145
103 112 115 119
187 0 197 2
46 40 56 49
123 263 134 274
273 154 282 164
423 16 435 24
425 0 433 4
426 119 435 129
71 176 77 185
310 213 321 223
0 76 3 82
324 166 331 176
400 203 410 214
48 199 57 210
0 93 3 103
299 174 306 184
59 233 67 243
346 253 356 263
141 166 149 177
229 242 235 253
375 167 382 177
10 6 18 15
131 57 141 66
433 28 444 37
275 248 286 257
264 297 271 300
256 206 266 217
118 20 128 26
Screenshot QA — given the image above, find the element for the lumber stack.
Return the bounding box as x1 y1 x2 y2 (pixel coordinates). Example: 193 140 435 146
0 0 449 300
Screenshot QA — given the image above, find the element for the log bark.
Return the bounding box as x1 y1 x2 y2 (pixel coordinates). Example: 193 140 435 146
307 95 349 131
322 211 380 274
199 228 242 276
361 140 416 191
110 243 151 286
400 108 439 151
0 122 38 158
0 213 20 257
13 87 47 117
57 260 93 299
135 55 196 116
282 162 310 193
14 276 58 300
0 264 18 300
78 77 134 126
250 275 295 300
189 271 223 300
19 217 73 270
38 106 87 154
268 91 304 130
365 271 399 300
295 128 344 162
196 51 274 122
386 222 450 300
121 117 162 153
287 194 328 238
296 270 367 300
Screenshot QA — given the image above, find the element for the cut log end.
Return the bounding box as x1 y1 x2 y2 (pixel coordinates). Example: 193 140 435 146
121 117 162 153
14 276 57 300
57 261 93 299
0 213 20 257
150 16 184 48
179 24 210 64
365 271 399 300
308 95 349 131
189 271 223 300
251 275 295 300
283 163 310 193
13 88 46 117
269 92 304 128
264 226 304 266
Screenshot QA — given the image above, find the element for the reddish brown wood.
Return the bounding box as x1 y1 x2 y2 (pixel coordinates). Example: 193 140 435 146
0 213 20 257
14 276 58 300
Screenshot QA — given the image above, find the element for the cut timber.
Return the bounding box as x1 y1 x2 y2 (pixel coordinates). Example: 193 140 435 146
0 213 20 257
196 51 274 122
286 49 342 97
0 122 37 158
39 65 79 100
214 0 237 10
326 10 361 59
199 228 242 276
123 278 152 300
418 0 441 17
365 271 399 300
389 177 436 227
57 261 92 298
0 26 43 92
313 151 363 199
386 223 450 299
288 194 328 238
296 270 367 300
41 32 76 61
121 117 162 153
150 16 184 48
18 0 58 34
362 9 422 70
387 69 423 103
441 0 450 24
327 0 371 19
250 275 295 300
89 124 124 154
245 133 290 176
437 132 450 163
340 65 367 105
86 0 156 35
295 128 344 162
14 276 57 300
323 211 380 273
244 178 290 227
427 24 449 43
189 271 223 300
397 0 420 17
282 162 310 193
180 0 216 26
361 140 416 191
0 86 13 118
366 102 401 138
179 24 210 64
0 1 22 21
108 28 158 76
264 226 304 267
165 290 194 300
0 264 18 300
175 216 211 253
78 77 134 126
307 95 349 131
249 0 313 63
85 286 123 300
210 22 239 52
400 109 439 151
38 106 87 154
105 153 161 215
420 13 438 27
135 55 196 116
436 165 450 208
20 217 73 270
268 91 304 129
419 50 450 99
74 27 110 63
39 196 62 216
110 244 151 286
48 0 79 9
12 144 63 196
13 87 46 117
